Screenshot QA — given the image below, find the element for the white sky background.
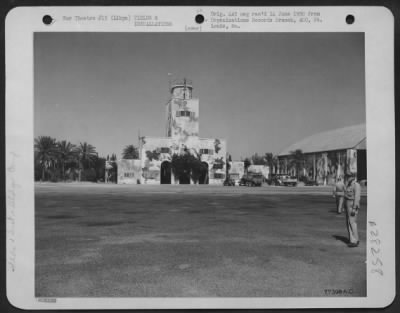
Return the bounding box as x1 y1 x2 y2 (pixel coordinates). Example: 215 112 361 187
34 32 365 160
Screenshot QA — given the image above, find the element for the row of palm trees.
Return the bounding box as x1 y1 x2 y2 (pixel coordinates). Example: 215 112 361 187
34 136 100 182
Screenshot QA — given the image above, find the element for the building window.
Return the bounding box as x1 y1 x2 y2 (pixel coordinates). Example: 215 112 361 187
124 172 134 178
214 173 224 179
213 163 223 169
156 147 170 154
176 111 194 117
200 149 214 155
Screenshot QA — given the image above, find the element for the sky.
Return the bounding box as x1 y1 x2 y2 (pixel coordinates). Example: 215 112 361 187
34 32 365 160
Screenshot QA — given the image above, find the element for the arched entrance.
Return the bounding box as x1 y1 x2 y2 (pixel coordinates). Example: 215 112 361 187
160 161 171 184
199 162 209 184
179 170 191 184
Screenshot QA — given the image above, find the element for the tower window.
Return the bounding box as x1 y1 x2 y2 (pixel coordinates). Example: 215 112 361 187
200 149 214 155
176 111 194 117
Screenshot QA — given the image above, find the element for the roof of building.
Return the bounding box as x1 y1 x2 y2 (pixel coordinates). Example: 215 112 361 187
278 124 366 156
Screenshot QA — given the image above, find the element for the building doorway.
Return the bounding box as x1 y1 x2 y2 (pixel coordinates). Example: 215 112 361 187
199 162 209 184
179 170 191 184
160 161 171 184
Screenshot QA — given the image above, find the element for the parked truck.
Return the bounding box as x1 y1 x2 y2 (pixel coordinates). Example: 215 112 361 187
239 172 263 187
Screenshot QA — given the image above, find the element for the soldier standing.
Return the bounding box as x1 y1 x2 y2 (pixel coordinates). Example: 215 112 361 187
333 176 345 214
344 172 361 247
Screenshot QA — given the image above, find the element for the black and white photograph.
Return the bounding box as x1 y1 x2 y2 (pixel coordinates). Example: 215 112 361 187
33 30 367 297
5 6 395 309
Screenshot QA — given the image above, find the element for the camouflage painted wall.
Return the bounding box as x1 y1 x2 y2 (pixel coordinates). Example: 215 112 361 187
117 159 142 184
139 136 227 185
315 150 350 185
337 150 347 178
346 149 357 174
315 153 327 184
303 154 315 178
277 158 287 174
166 98 200 153
141 137 173 184
199 138 227 184
278 149 360 185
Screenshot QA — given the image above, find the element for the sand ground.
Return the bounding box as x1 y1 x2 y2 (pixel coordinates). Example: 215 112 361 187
35 183 367 297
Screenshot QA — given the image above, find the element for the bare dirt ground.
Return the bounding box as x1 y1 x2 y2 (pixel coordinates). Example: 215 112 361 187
35 183 367 297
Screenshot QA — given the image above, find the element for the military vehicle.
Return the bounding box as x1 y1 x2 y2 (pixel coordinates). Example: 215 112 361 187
239 172 263 187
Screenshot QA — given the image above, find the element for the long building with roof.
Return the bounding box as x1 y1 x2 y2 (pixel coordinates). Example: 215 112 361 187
277 124 366 185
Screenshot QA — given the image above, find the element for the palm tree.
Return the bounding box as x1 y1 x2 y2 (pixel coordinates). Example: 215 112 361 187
244 158 251 175
108 153 118 183
76 142 98 181
226 154 232 179
122 144 139 159
264 153 276 179
289 149 305 179
251 153 265 165
34 136 58 181
57 140 77 181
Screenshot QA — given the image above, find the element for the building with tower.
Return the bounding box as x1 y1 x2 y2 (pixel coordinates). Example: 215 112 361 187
116 78 227 185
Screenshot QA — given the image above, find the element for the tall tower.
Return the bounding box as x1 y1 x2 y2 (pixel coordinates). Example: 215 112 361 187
165 78 199 150
170 77 193 100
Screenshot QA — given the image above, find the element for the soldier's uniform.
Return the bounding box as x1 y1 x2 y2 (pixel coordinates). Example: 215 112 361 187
333 177 345 214
344 174 361 247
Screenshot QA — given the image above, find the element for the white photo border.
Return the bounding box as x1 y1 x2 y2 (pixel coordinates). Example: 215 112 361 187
5 6 395 309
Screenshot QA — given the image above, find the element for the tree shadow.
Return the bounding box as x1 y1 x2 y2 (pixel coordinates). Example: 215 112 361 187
332 235 349 244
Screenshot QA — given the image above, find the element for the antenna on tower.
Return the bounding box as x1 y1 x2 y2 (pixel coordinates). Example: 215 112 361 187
138 129 142 159
183 77 187 99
